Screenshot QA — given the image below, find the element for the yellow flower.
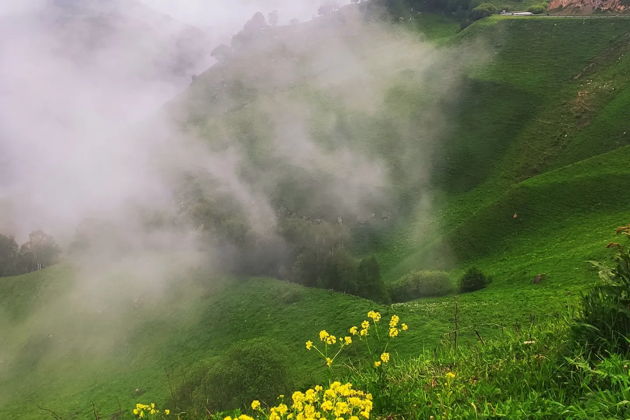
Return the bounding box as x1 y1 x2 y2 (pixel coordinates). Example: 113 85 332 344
401 323 408 331
361 320 370 329
164 409 170 415
360 328 368 337
251 400 261 410
315 385 323 392
326 357 333 367
319 330 330 341
277 404 288 415
326 335 337 345
239 415 254 420
389 327 399 337
389 315 399 327
380 352 390 363
446 371 456 379
306 340 313 350
374 361 381 367
349 326 358 335
322 400 334 411
224 417 232 420
367 311 381 322
344 336 352 345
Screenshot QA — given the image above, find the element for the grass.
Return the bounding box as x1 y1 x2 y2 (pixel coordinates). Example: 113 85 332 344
2 14 630 420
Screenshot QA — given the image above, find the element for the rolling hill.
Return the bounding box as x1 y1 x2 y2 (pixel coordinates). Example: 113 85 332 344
1 13 629 420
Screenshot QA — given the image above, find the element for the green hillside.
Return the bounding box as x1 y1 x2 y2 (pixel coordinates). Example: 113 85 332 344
1 15 630 420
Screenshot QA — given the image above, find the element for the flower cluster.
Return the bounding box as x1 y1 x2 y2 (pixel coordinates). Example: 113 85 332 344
346 311 408 368
246 382 373 420
305 329 354 368
132 403 170 418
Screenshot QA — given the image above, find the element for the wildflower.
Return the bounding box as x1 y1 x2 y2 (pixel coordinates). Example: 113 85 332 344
374 361 381 367
164 409 170 415
446 371 456 379
389 314 399 327
326 335 337 345
380 352 390 363
361 320 370 329
367 311 381 322
326 357 333 367
401 323 409 331
315 385 323 392
277 404 288 415
349 326 358 335
344 336 352 345
321 400 334 411
224 417 232 420
389 327 399 337
251 400 261 410
360 328 368 337
306 340 313 350
319 330 330 341
239 415 255 420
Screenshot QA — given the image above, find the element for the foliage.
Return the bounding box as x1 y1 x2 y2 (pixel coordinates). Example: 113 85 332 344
574 225 630 356
459 267 491 292
0 230 60 277
527 4 546 13
170 339 293 414
356 257 390 303
389 270 455 302
349 321 630 419
470 2 498 20
0 234 19 276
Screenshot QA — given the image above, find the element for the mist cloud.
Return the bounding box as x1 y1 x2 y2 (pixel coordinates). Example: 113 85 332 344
0 0 485 399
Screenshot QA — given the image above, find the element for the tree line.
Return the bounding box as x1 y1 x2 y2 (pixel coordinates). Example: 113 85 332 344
0 230 61 277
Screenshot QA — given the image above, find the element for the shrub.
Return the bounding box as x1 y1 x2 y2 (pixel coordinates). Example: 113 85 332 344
470 2 497 20
574 225 630 356
527 4 546 13
459 267 491 293
390 270 455 302
171 339 293 414
356 257 390 303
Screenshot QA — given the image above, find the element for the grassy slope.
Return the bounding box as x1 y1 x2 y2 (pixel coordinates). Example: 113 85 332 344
2 15 630 419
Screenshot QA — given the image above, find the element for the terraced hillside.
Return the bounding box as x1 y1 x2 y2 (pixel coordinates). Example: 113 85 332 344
1 15 629 419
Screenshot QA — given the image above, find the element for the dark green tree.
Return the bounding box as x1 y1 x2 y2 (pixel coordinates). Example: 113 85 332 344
357 256 390 303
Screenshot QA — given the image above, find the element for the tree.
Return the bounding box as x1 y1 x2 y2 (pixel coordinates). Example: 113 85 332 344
0 234 18 276
18 230 61 272
356 256 390 303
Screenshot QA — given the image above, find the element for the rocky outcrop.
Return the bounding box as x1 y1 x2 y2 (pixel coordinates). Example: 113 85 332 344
549 0 628 14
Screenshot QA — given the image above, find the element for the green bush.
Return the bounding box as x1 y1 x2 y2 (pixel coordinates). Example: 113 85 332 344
470 2 497 20
459 267 491 293
390 270 455 302
171 339 293 414
356 256 390 303
527 4 546 13
574 226 630 356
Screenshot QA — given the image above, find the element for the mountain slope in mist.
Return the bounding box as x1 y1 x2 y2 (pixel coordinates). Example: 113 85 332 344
1 11 630 420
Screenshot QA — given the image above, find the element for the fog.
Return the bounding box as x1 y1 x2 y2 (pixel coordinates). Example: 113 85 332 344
0 0 484 412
